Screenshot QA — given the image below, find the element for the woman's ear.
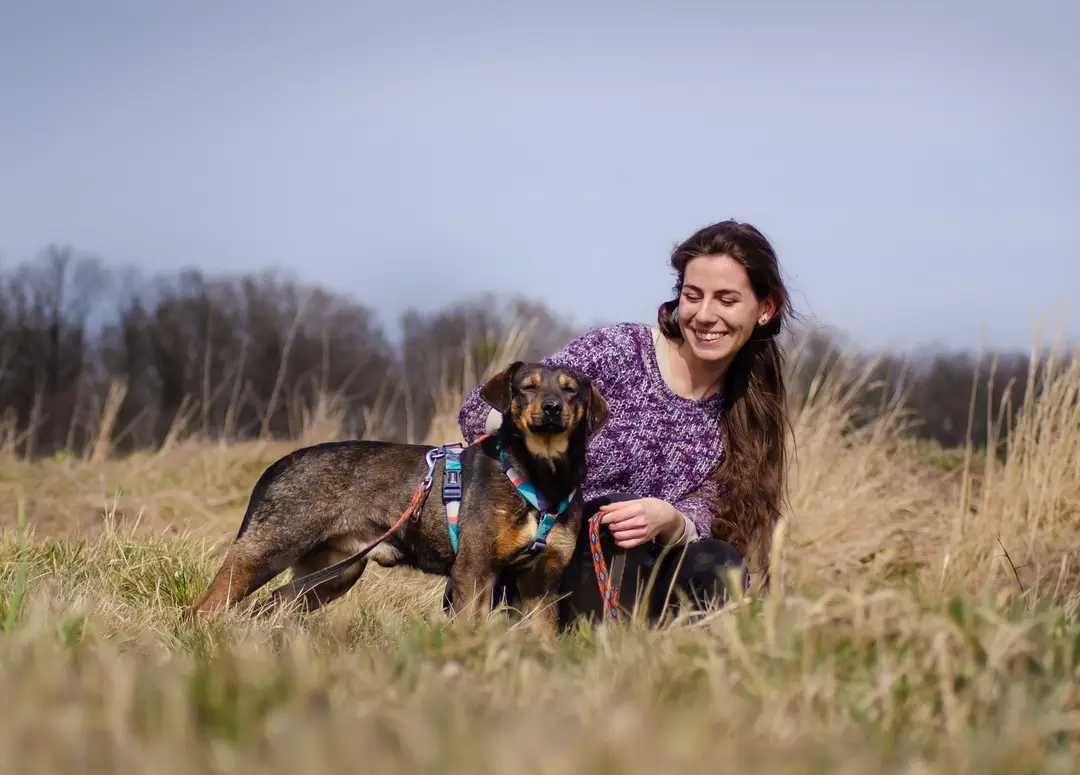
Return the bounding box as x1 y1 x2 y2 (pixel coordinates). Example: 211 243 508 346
758 296 778 326
480 361 523 413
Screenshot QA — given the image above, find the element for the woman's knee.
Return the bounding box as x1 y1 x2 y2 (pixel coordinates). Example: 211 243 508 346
682 539 744 576
670 539 747 605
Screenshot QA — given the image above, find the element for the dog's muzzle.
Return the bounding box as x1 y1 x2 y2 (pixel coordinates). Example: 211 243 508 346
528 404 567 433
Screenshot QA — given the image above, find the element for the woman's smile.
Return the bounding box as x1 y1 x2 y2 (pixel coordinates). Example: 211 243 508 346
690 327 728 343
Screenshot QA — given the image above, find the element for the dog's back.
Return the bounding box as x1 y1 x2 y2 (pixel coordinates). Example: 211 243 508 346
235 440 433 540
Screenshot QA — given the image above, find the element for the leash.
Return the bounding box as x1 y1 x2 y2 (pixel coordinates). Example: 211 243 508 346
588 513 621 621
280 470 436 597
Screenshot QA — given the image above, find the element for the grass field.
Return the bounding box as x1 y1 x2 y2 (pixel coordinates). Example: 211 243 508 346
1 339 1078 774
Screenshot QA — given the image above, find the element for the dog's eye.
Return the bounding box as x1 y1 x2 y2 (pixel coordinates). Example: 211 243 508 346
561 385 577 395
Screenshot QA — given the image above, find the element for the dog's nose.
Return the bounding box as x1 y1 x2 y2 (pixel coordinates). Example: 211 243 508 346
541 398 561 415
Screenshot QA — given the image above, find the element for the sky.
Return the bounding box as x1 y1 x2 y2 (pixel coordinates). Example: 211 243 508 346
2 1 1078 353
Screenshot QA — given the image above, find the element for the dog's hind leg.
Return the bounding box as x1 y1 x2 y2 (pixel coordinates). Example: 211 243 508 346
192 519 331 616
261 537 370 615
447 559 498 622
192 546 281 615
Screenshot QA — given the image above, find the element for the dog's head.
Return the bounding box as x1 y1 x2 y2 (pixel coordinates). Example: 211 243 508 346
481 362 608 444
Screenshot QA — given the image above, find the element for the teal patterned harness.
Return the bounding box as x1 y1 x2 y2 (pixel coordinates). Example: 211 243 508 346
434 436 575 557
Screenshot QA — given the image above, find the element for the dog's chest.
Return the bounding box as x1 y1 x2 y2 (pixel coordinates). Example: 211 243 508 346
488 504 575 565
457 446 580 564
492 505 540 561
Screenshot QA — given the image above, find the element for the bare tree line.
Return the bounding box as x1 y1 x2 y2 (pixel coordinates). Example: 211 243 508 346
0 246 577 457
0 245 1060 458
784 326 1052 448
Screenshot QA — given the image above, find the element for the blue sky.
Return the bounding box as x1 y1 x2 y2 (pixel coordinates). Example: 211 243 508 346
2 1 1077 352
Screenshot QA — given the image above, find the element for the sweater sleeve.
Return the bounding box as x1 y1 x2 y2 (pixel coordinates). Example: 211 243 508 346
458 383 494 443
672 474 724 541
458 324 636 442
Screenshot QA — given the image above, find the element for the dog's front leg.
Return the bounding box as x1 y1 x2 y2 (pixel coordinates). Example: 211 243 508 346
517 519 580 639
515 555 570 640
447 556 497 622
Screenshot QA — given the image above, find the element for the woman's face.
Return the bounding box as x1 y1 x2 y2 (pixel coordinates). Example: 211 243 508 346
676 253 775 365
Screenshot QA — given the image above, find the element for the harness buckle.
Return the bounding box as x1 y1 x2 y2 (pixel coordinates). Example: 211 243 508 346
443 470 462 501
508 537 549 566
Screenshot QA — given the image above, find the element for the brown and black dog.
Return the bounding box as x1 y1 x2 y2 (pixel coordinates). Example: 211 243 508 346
191 361 607 635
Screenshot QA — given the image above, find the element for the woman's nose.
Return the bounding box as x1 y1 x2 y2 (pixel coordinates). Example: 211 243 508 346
696 299 721 321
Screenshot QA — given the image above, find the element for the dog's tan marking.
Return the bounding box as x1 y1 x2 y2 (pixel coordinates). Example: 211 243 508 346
523 429 570 459
493 509 538 561
557 374 577 391
541 526 577 577
546 522 576 554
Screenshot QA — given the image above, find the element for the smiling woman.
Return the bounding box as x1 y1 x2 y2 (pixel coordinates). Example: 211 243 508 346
459 220 793 624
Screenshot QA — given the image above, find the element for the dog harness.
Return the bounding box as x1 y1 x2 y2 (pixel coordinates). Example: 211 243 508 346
439 442 466 553
496 446 576 558
423 440 473 554
430 436 575 558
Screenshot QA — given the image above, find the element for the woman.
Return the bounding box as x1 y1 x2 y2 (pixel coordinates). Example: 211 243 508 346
458 219 792 624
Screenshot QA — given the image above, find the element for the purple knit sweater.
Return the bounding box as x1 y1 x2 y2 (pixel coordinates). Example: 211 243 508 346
458 322 726 540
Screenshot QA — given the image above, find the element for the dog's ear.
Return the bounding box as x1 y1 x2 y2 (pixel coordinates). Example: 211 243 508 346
480 361 523 414
584 377 609 437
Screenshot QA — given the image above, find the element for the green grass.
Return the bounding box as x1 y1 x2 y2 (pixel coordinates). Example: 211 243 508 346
2 529 1079 774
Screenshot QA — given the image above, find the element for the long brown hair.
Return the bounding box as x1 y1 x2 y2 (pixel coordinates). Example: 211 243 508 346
657 220 792 577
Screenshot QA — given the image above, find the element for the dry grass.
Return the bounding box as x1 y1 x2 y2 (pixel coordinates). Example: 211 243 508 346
0 330 1078 773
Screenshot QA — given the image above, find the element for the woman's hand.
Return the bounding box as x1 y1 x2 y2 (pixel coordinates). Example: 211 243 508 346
597 497 684 549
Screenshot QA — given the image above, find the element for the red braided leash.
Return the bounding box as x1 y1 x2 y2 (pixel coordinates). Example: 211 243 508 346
588 513 620 621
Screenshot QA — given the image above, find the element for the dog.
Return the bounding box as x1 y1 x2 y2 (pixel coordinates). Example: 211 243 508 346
191 361 608 635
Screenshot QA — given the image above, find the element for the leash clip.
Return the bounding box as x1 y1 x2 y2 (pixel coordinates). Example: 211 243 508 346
423 446 446 491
